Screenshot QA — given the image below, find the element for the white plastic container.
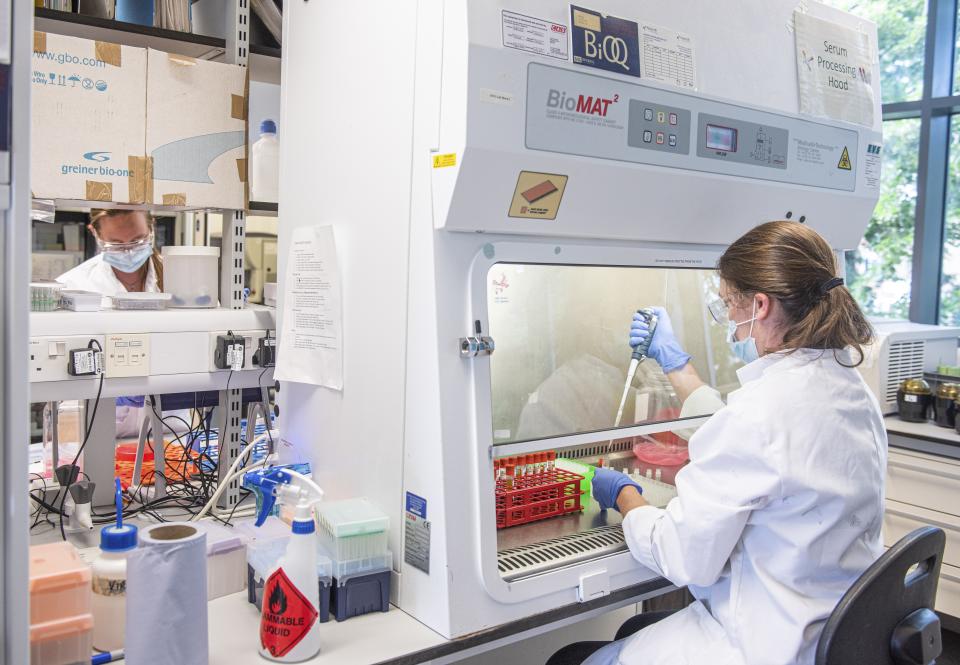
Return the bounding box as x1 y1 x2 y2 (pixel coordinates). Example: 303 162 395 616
90 534 137 651
60 290 101 312
316 498 390 566
161 246 220 308
111 292 172 310
251 119 279 203
30 614 93 665
201 521 248 600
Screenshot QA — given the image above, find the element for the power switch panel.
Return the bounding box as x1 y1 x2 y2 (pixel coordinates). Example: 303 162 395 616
104 334 151 378
30 335 106 382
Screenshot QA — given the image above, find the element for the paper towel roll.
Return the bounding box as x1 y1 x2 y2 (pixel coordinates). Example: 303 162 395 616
126 522 208 665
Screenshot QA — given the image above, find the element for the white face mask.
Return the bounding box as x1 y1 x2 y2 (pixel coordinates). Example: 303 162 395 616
727 299 759 364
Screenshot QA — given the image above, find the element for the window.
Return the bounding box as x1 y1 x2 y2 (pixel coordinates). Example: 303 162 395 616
846 118 920 319
830 0 927 102
829 0 959 325
942 118 960 325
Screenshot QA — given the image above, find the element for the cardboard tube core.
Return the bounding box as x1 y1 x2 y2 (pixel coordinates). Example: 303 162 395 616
149 524 197 541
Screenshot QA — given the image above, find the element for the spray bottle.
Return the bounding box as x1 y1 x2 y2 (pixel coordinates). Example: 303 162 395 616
245 467 325 662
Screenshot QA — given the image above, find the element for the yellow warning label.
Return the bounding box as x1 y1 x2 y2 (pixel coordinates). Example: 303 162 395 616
432 153 457 169
837 146 852 170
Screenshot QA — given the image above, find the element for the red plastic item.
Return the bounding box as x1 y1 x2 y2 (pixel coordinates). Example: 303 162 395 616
495 467 584 529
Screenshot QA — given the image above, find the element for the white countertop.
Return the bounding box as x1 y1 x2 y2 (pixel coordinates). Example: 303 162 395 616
885 415 960 445
208 592 445 665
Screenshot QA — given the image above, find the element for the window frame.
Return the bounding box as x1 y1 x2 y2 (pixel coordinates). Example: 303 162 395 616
883 0 958 323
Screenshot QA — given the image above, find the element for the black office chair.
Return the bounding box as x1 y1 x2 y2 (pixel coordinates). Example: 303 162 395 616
816 526 946 665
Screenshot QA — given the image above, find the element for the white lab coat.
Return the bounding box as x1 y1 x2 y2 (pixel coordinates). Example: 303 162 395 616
614 348 887 665
57 253 159 308
57 254 167 438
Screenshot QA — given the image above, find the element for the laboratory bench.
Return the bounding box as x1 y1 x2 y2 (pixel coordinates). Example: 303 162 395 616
207 579 672 665
31 512 672 664
883 415 960 624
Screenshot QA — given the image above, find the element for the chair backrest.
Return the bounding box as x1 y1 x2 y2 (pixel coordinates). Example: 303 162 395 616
816 526 946 665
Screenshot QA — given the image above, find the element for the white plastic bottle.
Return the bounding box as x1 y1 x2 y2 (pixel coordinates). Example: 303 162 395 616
258 475 323 662
251 119 280 203
91 497 138 652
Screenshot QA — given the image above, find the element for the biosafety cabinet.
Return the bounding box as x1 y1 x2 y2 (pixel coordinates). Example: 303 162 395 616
277 0 881 638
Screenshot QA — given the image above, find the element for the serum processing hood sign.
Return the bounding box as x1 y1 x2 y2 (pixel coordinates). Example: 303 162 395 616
570 5 640 77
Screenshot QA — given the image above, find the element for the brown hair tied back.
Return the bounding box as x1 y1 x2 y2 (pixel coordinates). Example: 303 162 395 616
89 209 164 291
717 221 873 367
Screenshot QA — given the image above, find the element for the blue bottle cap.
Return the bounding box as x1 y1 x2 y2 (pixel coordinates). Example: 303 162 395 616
100 523 138 552
260 119 277 135
291 519 315 535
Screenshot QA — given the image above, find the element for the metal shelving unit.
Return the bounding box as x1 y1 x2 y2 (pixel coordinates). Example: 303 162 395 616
28 2 281 511
33 6 281 84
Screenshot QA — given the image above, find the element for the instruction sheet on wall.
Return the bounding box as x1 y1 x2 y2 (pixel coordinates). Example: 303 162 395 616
794 12 876 127
275 225 343 390
640 22 697 90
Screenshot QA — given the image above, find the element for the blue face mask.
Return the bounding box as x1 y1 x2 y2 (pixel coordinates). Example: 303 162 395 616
727 300 760 364
102 244 153 274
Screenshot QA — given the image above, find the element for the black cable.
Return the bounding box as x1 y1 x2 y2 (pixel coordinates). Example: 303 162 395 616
59 343 105 540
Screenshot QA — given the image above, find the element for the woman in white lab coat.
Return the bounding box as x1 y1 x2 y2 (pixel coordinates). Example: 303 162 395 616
551 221 886 665
57 209 165 438
58 208 163 298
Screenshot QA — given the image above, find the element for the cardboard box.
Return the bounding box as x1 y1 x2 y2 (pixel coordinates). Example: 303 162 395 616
31 33 248 209
146 50 247 209
31 31 148 203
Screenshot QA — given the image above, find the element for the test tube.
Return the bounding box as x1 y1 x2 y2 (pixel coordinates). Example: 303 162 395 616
646 469 653 479
505 464 515 490
525 455 535 478
547 450 556 473
655 469 662 482
537 453 546 475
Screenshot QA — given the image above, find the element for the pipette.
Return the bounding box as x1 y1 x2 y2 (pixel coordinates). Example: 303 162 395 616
604 308 658 463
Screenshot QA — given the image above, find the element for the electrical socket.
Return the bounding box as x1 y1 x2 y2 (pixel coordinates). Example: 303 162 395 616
29 335 106 382
208 330 274 371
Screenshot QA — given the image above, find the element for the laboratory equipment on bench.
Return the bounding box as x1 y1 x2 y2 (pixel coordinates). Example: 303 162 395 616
161 246 220 308
246 467 325 661
315 498 392 621
29 542 93 665
614 308 659 429
279 0 883 640
933 383 959 429
494 450 584 528
896 379 933 423
91 479 138 652
109 292 172 310
857 321 960 414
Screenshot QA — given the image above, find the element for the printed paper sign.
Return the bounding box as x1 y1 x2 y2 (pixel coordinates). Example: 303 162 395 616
502 10 568 61
274 225 343 389
570 5 640 77
794 12 876 127
640 22 697 90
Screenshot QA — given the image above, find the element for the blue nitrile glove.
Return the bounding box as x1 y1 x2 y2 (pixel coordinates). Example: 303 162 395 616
628 306 691 373
116 395 145 408
592 467 643 511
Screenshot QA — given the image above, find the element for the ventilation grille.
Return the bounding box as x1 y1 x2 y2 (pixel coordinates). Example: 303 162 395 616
497 525 627 582
885 340 925 404
561 439 633 460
